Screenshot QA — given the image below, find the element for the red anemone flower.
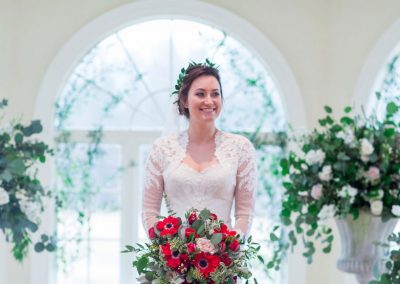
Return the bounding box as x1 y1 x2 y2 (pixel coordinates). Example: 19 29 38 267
156 216 181 236
193 252 220 277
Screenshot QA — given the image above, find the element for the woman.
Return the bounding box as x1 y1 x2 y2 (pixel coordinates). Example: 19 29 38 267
142 61 257 237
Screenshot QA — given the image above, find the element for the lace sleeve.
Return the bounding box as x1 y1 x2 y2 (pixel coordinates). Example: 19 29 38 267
141 141 164 233
234 138 257 236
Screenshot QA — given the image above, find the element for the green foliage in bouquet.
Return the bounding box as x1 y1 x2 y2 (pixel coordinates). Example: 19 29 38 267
0 99 55 261
267 95 400 270
370 232 400 284
123 208 263 284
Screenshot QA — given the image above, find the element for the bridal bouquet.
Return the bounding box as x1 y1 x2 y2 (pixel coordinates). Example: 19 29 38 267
0 99 55 261
267 98 400 269
123 208 261 284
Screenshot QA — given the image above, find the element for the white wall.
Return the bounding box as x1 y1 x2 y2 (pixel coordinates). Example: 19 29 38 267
1 0 400 283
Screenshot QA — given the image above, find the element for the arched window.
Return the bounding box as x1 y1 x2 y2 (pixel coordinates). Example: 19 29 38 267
54 18 287 284
34 2 306 283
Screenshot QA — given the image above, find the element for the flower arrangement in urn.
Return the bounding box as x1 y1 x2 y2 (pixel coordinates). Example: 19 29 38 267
0 99 55 261
123 208 262 284
267 96 400 270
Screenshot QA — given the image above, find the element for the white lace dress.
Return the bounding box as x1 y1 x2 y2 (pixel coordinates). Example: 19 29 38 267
142 130 257 236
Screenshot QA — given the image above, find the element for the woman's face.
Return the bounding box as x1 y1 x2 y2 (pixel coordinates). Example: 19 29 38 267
186 75 222 123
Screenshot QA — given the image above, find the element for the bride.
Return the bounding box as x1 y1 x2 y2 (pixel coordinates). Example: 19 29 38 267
142 61 257 237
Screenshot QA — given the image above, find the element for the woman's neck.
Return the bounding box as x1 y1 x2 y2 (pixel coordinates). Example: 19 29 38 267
187 122 217 144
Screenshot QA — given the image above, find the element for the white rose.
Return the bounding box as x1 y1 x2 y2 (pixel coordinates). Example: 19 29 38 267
365 166 380 182
318 204 336 220
318 165 332 182
305 149 326 165
391 205 400 217
301 163 308 170
339 185 358 203
15 189 28 201
196 238 217 254
360 138 374 157
311 184 323 200
0 187 10 206
337 128 355 145
370 200 383 216
19 199 42 223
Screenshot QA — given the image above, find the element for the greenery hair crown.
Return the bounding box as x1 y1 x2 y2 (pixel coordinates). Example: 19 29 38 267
171 58 217 96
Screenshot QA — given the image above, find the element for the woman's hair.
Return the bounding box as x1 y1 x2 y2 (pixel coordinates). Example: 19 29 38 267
174 64 223 119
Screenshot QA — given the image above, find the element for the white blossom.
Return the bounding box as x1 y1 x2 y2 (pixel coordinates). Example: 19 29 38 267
318 165 332 182
0 187 10 206
289 165 301 175
311 184 323 200
337 128 355 145
391 205 400 217
360 138 374 161
365 166 380 182
305 149 326 165
338 185 358 203
370 200 383 216
301 163 308 170
318 204 336 220
19 198 41 223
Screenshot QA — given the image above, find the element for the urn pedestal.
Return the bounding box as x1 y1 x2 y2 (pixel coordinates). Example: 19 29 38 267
335 211 398 284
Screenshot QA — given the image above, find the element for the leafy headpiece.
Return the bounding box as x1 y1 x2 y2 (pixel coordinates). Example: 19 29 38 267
171 59 217 96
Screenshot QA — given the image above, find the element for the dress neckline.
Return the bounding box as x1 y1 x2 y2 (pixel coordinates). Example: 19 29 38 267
178 129 222 173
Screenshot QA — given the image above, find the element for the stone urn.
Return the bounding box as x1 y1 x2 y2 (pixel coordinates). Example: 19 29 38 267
335 210 398 284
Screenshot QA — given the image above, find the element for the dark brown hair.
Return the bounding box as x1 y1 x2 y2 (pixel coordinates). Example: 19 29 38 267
174 64 223 119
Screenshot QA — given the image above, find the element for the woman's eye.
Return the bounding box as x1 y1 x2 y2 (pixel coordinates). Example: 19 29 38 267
196 92 204 97
212 92 220 97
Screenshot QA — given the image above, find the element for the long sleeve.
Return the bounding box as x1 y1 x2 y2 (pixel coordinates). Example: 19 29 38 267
234 139 257 236
141 142 164 233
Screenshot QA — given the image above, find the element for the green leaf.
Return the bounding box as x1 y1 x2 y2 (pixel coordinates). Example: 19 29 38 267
14 133 23 144
324 106 332 113
34 242 45 252
386 102 399 116
134 255 149 274
344 106 352 113
41 234 49 242
270 232 279 242
340 116 353 125
45 243 56 252
210 233 223 244
199 208 210 220
375 91 381 100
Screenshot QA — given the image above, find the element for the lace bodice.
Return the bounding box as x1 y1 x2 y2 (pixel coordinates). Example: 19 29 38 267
142 130 257 236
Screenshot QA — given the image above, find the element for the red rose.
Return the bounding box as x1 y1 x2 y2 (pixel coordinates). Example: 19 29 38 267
209 213 218 220
148 227 157 240
229 239 240 252
185 228 199 239
214 224 237 240
187 242 196 253
188 212 198 225
220 252 232 266
193 252 220 277
156 216 181 236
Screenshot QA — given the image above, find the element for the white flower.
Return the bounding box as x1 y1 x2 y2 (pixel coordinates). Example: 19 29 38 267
0 187 10 206
360 138 374 161
196 238 217 254
337 128 355 145
365 166 380 182
311 184 323 200
370 200 383 216
166 271 185 284
305 149 326 165
289 165 300 175
15 189 28 201
137 275 150 284
318 165 332 181
339 185 358 203
19 198 42 223
391 205 400 217
301 163 308 170
318 204 336 220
